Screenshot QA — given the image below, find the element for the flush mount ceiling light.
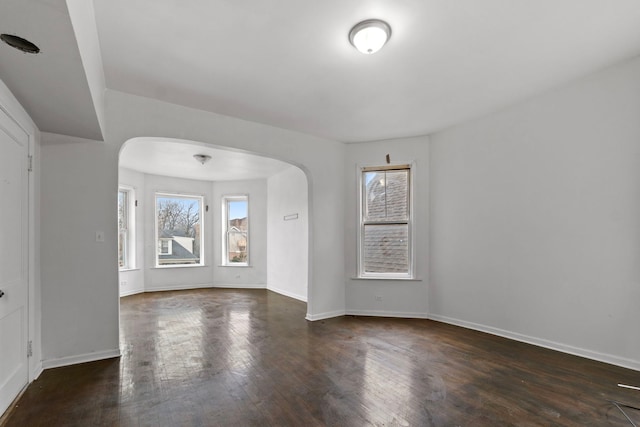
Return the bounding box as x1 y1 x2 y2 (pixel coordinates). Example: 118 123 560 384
193 154 212 165
349 19 391 55
0 34 40 54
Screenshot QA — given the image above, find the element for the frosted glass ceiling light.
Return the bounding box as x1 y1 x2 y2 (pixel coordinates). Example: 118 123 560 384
193 154 212 165
349 19 391 54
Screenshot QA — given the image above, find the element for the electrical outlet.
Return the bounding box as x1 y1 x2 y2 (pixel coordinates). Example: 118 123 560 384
120 281 127 287
375 295 383 301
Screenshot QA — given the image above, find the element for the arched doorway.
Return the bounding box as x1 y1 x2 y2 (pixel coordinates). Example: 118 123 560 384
117 136 310 303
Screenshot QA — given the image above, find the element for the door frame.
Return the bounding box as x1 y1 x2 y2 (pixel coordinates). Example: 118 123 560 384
0 80 41 388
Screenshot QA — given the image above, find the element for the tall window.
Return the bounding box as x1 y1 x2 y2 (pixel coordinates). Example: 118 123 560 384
359 165 413 278
118 187 135 269
155 193 203 267
223 196 249 265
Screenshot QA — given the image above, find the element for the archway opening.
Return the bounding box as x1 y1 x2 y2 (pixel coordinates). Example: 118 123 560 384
116 136 310 305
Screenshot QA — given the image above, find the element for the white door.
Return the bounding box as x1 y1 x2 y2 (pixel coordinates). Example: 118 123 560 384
0 108 29 415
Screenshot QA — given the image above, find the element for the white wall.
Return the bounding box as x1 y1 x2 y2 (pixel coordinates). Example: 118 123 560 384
267 166 309 301
42 55 640 371
344 136 430 317
119 168 270 296
429 55 640 370
118 167 144 296
41 90 345 364
118 171 269 293
40 132 120 366
106 91 345 321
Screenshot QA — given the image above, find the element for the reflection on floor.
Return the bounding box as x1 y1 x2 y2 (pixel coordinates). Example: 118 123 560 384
5 288 640 426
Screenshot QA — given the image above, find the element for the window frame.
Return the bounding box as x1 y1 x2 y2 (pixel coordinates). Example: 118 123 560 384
154 191 204 268
357 163 415 279
158 239 172 255
222 195 250 267
118 186 136 271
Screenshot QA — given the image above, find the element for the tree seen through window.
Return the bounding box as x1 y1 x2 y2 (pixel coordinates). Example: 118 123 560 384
156 194 202 266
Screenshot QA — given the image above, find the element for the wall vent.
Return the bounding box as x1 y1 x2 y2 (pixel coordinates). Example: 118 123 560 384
1 34 40 54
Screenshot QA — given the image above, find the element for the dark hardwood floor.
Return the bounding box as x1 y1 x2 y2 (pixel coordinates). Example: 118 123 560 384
4 288 639 426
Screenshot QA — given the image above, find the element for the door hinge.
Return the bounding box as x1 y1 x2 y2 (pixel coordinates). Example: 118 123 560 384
27 340 33 358
28 155 33 172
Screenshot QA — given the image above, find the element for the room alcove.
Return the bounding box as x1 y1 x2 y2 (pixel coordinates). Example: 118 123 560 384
116 136 310 314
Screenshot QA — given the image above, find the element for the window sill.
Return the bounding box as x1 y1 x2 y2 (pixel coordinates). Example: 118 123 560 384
119 268 140 273
152 264 207 269
350 276 422 282
218 264 252 268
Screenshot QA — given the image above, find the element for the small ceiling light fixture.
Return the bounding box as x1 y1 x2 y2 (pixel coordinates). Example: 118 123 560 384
349 19 391 55
0 34 40 54
193 154 212 165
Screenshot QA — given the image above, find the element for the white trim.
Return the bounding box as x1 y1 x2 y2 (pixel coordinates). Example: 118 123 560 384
118 186 136 270
305 309 346 321
155 192 204 267
213 284 266 289
357 162 416 279
0 79 41 389
151 263 206 269
42 349 121 370
32 363 43 381
350 276 423 282
119 288 144 297
267 285 307 302
122 284 268 295
144 283 217 292
428 314 640 372
28 133 40 382
222 194 249 266
346 309 429 319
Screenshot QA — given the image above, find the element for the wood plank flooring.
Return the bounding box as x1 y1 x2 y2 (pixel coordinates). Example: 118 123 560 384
3 288 639 426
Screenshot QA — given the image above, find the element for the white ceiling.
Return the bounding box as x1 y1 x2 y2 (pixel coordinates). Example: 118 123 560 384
0 0 103 140
120 139 292 181
93 0 640 142
2 1 640 143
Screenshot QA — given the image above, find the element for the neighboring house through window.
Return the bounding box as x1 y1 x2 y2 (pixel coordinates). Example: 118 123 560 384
359 164 414 278
158 239 172 255
155 193 203 266
118 187 135 269
223 195 249 265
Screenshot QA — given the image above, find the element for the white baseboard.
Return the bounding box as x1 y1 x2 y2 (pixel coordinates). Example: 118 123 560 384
213 283 266 289
143 283 217 292
119 288 144 297
267 285 307 302
31 363 43 381
123 284 268 296
346 309 429 319
42 349 121 370
306 309 346 321
428 314 640 372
